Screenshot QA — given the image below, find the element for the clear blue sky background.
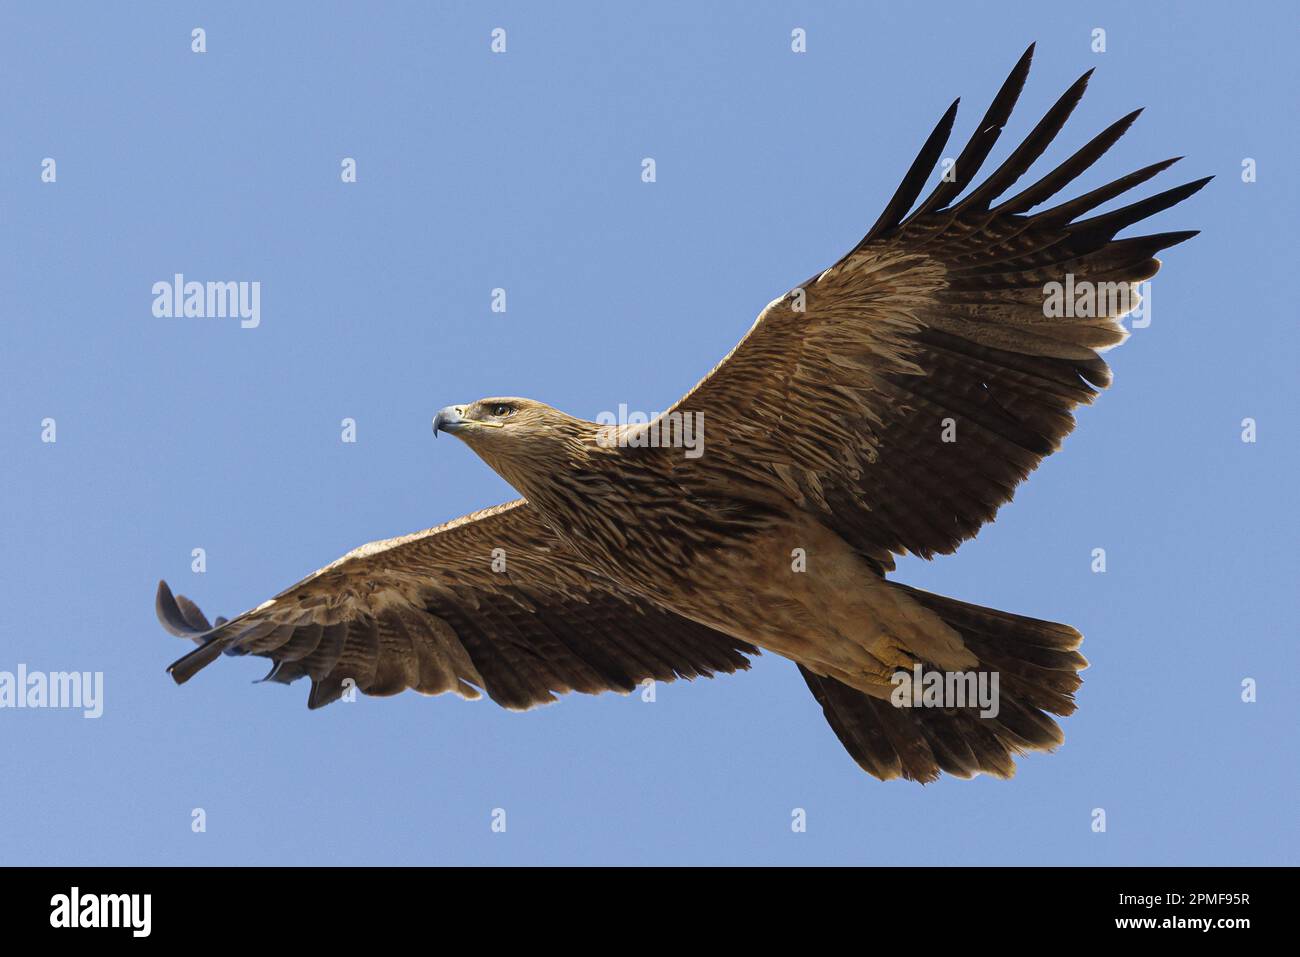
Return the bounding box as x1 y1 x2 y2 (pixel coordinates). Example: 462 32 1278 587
3 2 1296 865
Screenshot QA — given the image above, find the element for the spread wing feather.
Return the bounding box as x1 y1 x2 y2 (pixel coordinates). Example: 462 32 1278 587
663 44 1206 568
157 500 757 710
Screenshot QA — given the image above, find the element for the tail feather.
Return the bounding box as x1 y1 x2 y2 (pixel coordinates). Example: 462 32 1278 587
801 586 1085 782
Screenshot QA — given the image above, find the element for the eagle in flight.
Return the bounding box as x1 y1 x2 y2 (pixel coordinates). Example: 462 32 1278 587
157 46 1205 782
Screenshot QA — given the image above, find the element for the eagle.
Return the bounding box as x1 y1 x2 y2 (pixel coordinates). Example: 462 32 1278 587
157 46 1206 782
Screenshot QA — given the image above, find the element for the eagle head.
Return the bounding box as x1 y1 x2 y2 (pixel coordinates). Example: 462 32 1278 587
434 397 590 493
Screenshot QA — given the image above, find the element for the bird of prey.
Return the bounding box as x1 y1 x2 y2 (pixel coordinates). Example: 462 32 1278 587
157 46 1205 782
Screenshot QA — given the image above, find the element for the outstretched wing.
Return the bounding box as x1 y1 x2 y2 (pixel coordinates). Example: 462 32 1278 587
158 499 756 710
663 45 1207 569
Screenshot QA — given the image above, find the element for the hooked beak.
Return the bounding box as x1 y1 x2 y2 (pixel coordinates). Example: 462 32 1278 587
433 405 468 437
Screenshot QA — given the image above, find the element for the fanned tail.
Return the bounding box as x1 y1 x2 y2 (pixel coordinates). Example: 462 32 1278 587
801 585 1086 782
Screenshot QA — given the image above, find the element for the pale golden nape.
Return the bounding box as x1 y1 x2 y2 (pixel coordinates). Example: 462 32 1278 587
158 44 1203 783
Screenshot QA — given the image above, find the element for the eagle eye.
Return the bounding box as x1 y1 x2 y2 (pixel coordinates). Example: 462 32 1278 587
488 403 514 418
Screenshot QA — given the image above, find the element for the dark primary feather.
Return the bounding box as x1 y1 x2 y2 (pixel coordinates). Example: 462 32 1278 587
952 65 1094 213
904 43 1035 221
862 97 961 246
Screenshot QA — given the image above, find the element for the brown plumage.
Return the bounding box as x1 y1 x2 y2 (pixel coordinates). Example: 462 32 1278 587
158 45 1205 782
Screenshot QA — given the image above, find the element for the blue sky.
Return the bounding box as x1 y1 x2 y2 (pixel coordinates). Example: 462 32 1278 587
2 1 1296 865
